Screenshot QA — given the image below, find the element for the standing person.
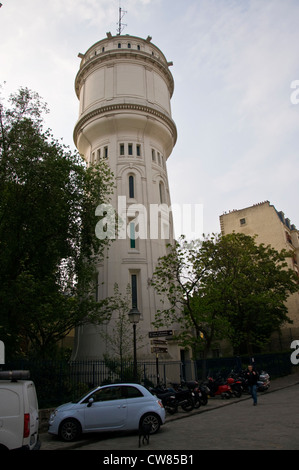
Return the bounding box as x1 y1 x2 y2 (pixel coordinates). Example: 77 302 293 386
245 364 259 405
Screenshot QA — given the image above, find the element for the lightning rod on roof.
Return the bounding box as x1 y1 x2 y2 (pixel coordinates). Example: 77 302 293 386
117 2 127 35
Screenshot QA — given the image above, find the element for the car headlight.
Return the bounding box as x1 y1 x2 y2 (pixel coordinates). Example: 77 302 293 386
49 410 58 421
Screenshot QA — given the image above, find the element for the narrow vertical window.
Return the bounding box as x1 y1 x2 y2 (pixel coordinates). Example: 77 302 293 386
128 43 131 49
118 43 121 49
136 144 141 157
130 222 136 249
131 274 137 308
120 143 125 156
129 175 134 198
128 143 133 156
159 181 165 204
152 149 156 162
97 149 101 161
104 146 108 158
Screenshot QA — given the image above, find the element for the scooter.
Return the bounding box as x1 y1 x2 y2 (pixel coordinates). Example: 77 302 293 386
205 375 233 398
226 374 243 398
257 371 270 392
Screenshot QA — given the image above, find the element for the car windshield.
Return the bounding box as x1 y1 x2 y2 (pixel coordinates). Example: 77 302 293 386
71 387 99 403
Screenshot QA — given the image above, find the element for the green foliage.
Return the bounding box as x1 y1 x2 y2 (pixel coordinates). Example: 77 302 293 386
151 233 299 356
0 87 115 359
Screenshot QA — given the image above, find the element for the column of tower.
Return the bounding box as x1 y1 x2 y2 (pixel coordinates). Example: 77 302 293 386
72 33 178 361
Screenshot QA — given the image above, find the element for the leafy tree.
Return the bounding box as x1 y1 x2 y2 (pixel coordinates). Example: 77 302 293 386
151 235 231 359
151 233 299 357
0 87 115 358
211 233 299 354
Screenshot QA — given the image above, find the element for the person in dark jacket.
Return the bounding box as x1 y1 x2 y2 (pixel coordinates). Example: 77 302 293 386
245 364 259 405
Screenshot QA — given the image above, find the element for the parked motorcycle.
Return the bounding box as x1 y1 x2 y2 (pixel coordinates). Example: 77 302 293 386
150 384 194 413
168 383 195 412
149 386 178 414
181 380 209 407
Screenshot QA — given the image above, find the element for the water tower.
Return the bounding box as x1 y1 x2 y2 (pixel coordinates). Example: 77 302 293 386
72 31 178 361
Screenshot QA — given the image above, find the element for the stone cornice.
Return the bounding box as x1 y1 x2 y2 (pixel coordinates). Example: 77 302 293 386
73 102 177 146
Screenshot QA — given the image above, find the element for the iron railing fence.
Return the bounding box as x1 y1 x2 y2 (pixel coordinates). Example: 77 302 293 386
2 351 292 408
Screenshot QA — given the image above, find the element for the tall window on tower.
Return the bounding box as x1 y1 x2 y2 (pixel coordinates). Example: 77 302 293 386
129 221 136 249
129 175 135 199
159 181 165 204
131 274 138 308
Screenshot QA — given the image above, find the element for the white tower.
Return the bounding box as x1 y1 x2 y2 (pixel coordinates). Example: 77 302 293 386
72 32 178 361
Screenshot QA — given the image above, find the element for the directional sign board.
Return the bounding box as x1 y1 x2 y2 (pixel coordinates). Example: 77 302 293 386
151 347 168 354
148 330 173 338
151 339 167 345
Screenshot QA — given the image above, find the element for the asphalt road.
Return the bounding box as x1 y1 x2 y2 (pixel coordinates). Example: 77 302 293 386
40 383 299 451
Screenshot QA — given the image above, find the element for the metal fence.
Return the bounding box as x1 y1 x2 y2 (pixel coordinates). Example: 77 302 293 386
3 351 293 408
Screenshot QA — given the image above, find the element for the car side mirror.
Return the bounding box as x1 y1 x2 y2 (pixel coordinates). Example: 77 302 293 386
87 397 94 408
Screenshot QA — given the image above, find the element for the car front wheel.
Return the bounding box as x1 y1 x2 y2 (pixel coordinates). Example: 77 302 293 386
59 418 81 442
140 413 161 434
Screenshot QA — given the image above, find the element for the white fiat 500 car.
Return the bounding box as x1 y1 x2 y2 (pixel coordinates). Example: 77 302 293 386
48 383 165 441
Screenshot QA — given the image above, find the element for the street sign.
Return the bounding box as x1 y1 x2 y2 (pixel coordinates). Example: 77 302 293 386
149 330 173 338
151 339 167 345
0 340 4 364
151 347 168 354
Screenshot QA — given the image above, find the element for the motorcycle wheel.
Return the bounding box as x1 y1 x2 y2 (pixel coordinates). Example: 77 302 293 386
181 398 194 412
199 396 208 406
193 398 201 409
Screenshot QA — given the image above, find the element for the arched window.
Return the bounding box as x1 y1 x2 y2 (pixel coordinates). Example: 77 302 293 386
129 175 135 198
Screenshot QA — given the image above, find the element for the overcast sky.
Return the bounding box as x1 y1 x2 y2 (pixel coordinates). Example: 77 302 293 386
0 0 298 238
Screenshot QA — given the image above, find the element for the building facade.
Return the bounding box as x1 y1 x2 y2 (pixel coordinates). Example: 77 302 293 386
220 201 299 349
71 33 180 361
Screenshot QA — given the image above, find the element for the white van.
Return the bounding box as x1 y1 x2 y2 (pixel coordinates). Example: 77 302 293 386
0 370 40 450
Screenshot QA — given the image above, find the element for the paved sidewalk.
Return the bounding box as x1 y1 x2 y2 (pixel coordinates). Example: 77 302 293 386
165 369 299 423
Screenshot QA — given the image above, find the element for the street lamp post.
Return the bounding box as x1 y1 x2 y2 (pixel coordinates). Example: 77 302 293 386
128 307 141 382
